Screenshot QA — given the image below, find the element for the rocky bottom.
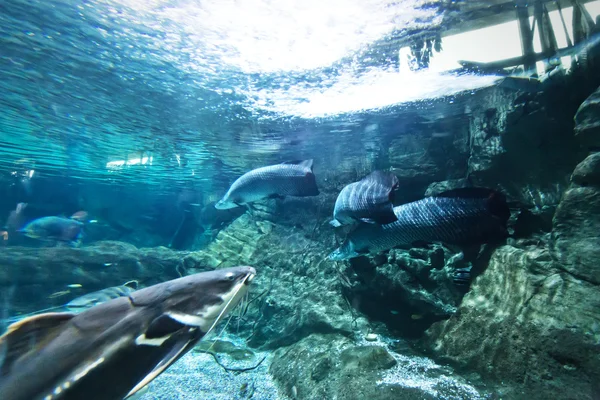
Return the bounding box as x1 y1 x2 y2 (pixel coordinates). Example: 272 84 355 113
138 333 493 400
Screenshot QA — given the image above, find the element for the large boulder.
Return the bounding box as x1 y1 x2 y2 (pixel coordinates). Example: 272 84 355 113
551 152 600 284
270 333 491 400
340 245 475 338
468 87 580 208
188 214 364 349
424 244 600 400
574 85 600 147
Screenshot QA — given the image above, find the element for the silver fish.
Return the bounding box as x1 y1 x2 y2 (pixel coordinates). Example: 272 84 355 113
330 170 399 227
215 160 319 209
329 188 509 260
0 266 256 400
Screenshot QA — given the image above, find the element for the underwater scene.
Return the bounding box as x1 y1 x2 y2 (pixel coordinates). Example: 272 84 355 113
1 0 600 399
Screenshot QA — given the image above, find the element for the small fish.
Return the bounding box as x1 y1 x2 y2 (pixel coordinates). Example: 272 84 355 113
330 170 399 227
0 231 7 241
0 266 256 400
67 284 83 289
19 216 84 245
215 160 319 209
329 188 510 261
48 290 71 299
411 314 423 320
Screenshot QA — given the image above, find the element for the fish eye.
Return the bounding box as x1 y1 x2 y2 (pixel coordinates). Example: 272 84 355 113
224 272 235 281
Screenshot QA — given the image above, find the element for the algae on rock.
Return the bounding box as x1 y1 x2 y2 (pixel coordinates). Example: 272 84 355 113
270 333 490 400
424 244 600 400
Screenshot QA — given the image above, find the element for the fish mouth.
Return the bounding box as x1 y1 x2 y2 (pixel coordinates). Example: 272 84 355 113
202 269 255 334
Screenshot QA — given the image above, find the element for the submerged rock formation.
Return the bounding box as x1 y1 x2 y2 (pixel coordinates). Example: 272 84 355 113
551 152 600 285
423 151 600 400
574 86 600 148
270 333 491 400
424 243 600 399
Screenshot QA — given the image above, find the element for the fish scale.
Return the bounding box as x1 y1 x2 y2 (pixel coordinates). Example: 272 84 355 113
331 171 398 226
329 189 509 260
216 160 318 209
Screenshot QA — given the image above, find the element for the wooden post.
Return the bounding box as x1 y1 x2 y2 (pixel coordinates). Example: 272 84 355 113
516 1 536 74
534 0 560 71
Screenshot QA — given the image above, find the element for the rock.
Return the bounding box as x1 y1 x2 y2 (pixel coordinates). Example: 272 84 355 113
365 333 378 341
188 214 364 349
388 130 469 186
270 333 490 400
424 179 470 196
551 152 600 284
341 244 475 338
424 245 600 400
340 345 397 370
467 87 581 208
570 151 600 187
0 241 193 313
574 86 600 147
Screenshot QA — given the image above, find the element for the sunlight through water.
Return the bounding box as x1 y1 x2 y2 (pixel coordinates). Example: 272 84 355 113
102 0 500 117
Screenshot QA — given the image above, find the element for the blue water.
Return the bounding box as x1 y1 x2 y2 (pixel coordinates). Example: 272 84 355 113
2 0 600 399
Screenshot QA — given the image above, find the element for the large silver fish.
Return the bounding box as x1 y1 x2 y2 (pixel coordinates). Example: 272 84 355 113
329 188 509 261
0 266 256 400
330 170 399 227
215 160 319 209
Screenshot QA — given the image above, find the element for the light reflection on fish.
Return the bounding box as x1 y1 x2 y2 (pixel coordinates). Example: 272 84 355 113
215 160 319 209
330 170 399 227
329 188 510 261
0 266 256 400
20 216 84 245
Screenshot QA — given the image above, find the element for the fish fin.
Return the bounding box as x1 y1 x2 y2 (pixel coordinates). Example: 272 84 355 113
144 314 188 341
329 219 342 227
282 159 314 171
123 280 139 290
126 330 201 398
0 312 75 375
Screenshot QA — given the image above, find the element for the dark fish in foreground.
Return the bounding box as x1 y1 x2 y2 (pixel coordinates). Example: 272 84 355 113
329 188 509 260
0 266 256 400
215 160 319 209
20 215 84 245
330 170 399 227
